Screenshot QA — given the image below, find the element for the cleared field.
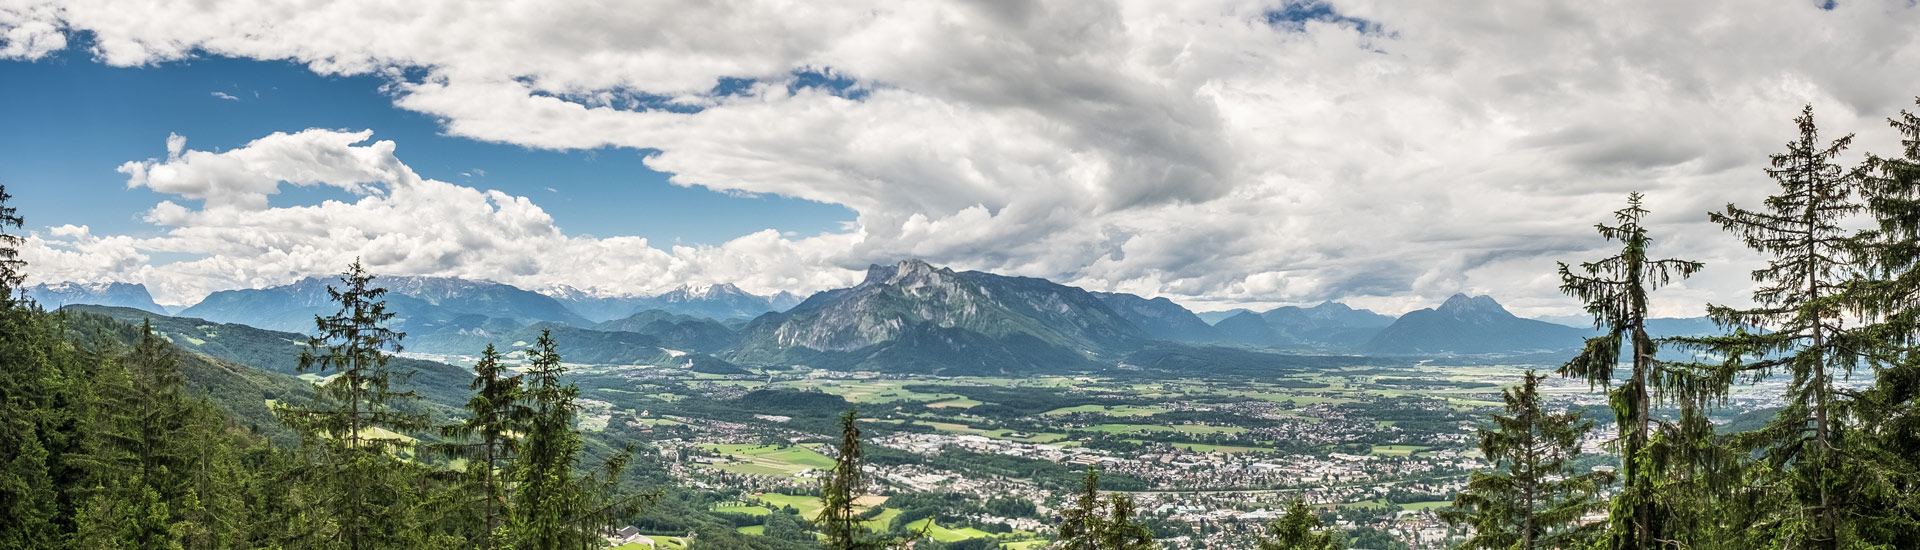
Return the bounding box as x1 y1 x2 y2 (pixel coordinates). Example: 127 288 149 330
1400 500 1453 511
1369 445 1432 456
1082 423 1247 436
926 397 982 408
713 505 769 516
903 518 996 542
613 536 687 550
698 444 835 477
757 493 826 518
863 508 902 531
1042 404 1168 416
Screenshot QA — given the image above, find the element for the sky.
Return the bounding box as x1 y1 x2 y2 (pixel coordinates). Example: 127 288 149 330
2 0 1918 317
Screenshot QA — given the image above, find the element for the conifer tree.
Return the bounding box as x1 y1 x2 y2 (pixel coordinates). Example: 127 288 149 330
1056 465 1105 550
176 400 250 550
278 260 428 549
76 322 195 549
1256 499 1340 550
1441 371 1610 550
437 344 525 549
512 329 594 549
0 184 22 297
1691 105 1870 548
1056 465 1153 550
0 182 57 547
1845 96 1920 547
818 407 904 550
1557 192 1707 549
1098 493 1153 550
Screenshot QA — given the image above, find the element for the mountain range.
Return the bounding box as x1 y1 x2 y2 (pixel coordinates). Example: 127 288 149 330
728 260 1145 374
25 282 165 313
1363 294 1590 354
542 283 804 322
32 260 1731 373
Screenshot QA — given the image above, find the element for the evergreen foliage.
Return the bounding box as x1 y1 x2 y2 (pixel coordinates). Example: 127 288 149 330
818 407 915 550
277 261 431 549
1686 105 1878 548
1556 193 1711 549
1055 465 1154 550
1441 371 1611 550
1847 96 1920 549
436 344 525 549
1256 499 1340 550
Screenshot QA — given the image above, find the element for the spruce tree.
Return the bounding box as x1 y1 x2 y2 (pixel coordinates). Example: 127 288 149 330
1692 105 1870 548
1056 465 1105 550
437 344 525 549
278 260 428 549
1441 371 1611 550
1846 96 1920 546
0 183 57 547
1556 192 1707 549
512 329 593 549
819 407 905 550
0 184 22 296
1056 465 1152 550
1098 493 1153 550
1256 499 1340 550
76 322 195 549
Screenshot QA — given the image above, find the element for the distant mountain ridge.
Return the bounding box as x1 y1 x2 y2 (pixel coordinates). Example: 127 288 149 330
181 275 589 335
727 260 1145 374
24 281 165 313
1211 301 1396 350
542 283 805 322
1364 294 1589 354
1091 292 1222 344
94 263 1728 373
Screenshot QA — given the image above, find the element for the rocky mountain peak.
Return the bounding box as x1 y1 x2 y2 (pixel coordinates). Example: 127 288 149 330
1437 293 1507 316
862 259 952 287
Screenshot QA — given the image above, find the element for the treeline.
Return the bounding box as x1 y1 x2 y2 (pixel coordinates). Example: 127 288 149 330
0 187 639 549
1439 101 1920 549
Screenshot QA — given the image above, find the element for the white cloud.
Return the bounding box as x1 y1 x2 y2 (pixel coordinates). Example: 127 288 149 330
24 130 865 305
210 91 238 101
0 5 63 60
9 0 1920 316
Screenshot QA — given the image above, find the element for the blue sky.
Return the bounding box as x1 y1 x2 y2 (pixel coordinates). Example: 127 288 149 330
0 44 853 246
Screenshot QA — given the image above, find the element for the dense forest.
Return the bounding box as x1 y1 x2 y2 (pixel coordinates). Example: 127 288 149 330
5 98 1920 550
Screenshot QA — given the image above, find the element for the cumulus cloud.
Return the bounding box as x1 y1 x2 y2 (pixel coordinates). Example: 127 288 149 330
8 0 1920 316
24 130 865 305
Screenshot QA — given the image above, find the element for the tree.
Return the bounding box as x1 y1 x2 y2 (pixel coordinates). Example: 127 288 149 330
437 344 525 549
1097 493 1153 550
1055 465 1152 550
512 328 592 549
1691 105 1870 548
1256 499 1340 550
1846 96 1920 546
819 407 913 550
0 184 22 297
75 322 196 549
1556 192 1707 549
1055 465 1105 550
1441 371 1611 550
277 260 428 549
